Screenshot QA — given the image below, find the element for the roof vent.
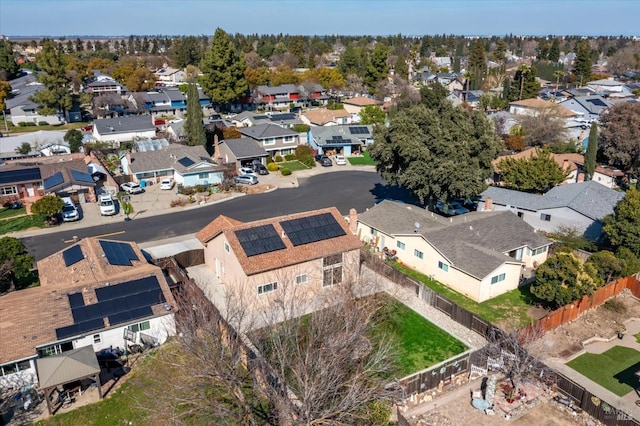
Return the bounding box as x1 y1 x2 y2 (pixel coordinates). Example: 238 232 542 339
414 222 420 233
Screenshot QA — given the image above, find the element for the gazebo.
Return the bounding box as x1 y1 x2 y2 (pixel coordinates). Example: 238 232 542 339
35 346 103 415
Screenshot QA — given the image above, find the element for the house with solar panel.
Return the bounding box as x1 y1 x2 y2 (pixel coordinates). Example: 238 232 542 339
40 160 97 203
0 238 176 390
238 123 304 159
229 111 303 129
0 164 43 206
309 125 373 156
195 207 362 311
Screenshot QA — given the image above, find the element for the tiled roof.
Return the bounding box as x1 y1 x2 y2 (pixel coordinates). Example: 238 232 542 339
196 215 244 243
219 138 268 160
342 96 382 107
198 207 363 276
303 108 351 125
94 115 155 135
0 238 175 363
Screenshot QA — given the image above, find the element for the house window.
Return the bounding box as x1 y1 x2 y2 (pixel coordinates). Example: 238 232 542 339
370 229 378 236
37 341 73 358
284 136 294 143
517 212 524 219
540 213 551 221
224 242 230 253
414 249 424 259
0 360 30 377
491 273 506 284
1 186 17 195
532 246 547 256
263 138 276 146
93 334 101 344
323 253 343 287
257 282 277 295
198 172 209 179
128 321 150 333
396 241 406 250
296 274 308 285
438 261 449 272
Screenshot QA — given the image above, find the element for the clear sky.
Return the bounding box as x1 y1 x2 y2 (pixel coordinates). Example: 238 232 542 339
1 0 638 37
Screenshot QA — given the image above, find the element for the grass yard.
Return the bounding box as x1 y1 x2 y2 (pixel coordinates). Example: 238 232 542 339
567 346 640 397
391 262 539 327
635 333 640 344
348 151 376 166
278 160 310 171
0 214 48 235
376 299 467 377
5 122 87 135
0 206 26 220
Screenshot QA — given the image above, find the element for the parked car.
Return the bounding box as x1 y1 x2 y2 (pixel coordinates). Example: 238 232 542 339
81 125 93 131
320 157 333 167
436 200 470 216
334 155 347 165
160 178 174 190
234 175 258 185
120 182 144 194
99 194 116 216
314 154 328 162
252 164 269 175
238 167 257 176
61 197 80 222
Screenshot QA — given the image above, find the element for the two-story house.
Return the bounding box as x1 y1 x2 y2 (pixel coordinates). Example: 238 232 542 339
85 73 125 95
238 123 303 158
253 84 302 110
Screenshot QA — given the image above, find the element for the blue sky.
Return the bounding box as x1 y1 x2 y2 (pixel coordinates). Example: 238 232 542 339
1 0 638 37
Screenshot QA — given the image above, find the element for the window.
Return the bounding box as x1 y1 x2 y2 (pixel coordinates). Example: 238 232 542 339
1 186 17 195
491 273 506 284
37 342 73 358
370 229 378 236
93 334 101 344
257 282 277 295
128 321 150 333
414 249 424 259
532 246 547 256
517 212 524 219
396 241 406 250
198 172 209 179
284 136 294 143
296 274 308 285
323 253 343 287
263 138 276 146
224 242 230 253
540 213 551 222
438 261 449 272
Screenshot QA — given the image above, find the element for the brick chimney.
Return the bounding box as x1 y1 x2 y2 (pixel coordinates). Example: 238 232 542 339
349 208 358 235
484 197 493 212
212 134 221 164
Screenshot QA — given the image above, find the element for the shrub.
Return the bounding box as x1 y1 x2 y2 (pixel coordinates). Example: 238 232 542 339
38 121 49 126
284 154 296 161
299 154 315 168
179 186 196 195
18 122 36 127
295 145 313 157
281 167 292 176
266 156 273 164
193 184 208 193
274 155 283 162
267 162 279 172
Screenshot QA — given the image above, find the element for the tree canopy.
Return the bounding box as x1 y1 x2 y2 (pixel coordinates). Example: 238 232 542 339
603 190 640 256
600 102 640 175
30 39 72 116
30 195 64 219
368 101 502 204
0 237 34 295
64 129 83 152
358 105 386 125
572 41 592 84
0 40 19 81
518 105 568 147
496 149 569 193
184 82 206 146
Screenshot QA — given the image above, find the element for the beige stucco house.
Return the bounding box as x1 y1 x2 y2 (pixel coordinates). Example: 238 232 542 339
356 201 551 302
195 207 363 310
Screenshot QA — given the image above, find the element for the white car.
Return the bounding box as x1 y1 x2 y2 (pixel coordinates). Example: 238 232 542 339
61 197 80 222
238 167 257 176
160 178 174 190
334 155 347 165
120 182 144 194
99 194 116 216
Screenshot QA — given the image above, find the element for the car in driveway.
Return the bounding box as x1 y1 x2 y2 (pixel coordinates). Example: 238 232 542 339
98 194 116 216
160 178 174 190
320 157 333 167
61 197 80 222
120 182 144 194
238 167 257 176
235 175 258 185
334 155 347 165
314 154 328 162
252 164 269 175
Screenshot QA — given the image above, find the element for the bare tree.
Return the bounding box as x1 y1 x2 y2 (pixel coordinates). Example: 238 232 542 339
519 105 569 147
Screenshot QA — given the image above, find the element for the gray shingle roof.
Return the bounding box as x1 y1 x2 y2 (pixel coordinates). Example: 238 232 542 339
129 144 223 175
94 115 155 135
358 201 550 279
238 123 297 140
220 138 268 159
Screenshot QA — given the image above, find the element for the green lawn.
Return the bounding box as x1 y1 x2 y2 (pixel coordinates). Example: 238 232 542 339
0 214 48 235
278 160 310 171
376 299 467 377
567 346 640 396
348 151 376 166
0 206 26 220
392 262 539 327
5 122 87 134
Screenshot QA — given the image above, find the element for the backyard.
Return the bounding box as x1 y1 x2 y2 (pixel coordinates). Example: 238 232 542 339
567 346 640 397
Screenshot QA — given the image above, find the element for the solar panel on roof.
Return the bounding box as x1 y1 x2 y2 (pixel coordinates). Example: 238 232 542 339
99 240 139 266
586 98 607 107
177 156 195 167
62 245 84 267
68 292 85 309
281 212 346 246
0 168 41 185
56 318 105 339
271 113 295 121
70 169 95 184
43 171 64 190
109 306 153 326
349 126 369 135
235 224 287 257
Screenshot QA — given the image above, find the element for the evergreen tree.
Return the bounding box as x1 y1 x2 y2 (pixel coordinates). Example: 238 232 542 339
364 42 389 92
548 38 560 62
584 122 598 180
496 149 569 193
514 65 540 100
200 28 248 108
174 36 203 69
30 39 72 117
603 190 640 256
492 39 507 64
467 38 487 90
394 53 408 79
452 56 461 73
573 41 592 85
338 44 363 77
184 83 206 146
0 40 19 80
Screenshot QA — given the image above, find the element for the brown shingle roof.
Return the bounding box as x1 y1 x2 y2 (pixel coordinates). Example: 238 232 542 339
342 97 382 107
196 215 244 244
493 148 584 173
303 108 351 125
201 207 363 276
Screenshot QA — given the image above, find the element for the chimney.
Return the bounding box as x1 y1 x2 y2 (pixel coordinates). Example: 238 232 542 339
349 208 358 235
126 151 132 165
577 172 585 182
484 197 493 212
213 134 221 164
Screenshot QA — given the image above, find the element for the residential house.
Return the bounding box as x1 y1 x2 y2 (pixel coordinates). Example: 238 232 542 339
356 201 551 302
587 79 628 94
558 95 612 122
253 84 302 110
238 123 303 158
298 83 330 105
478 181 625 241
91 93 133 119
129 89 187 117
0 238 176 390
309 125 373 156
342 97 384 120
92 115 156 146
195 207 363 310
165 119 186 143
301 108 352 126
230 111 302 129
591 165 625 189
488 111 519 136
85 73 125 95
40 161 97 203
0 164 42 205
508 98 577 118
491 148 585 185
154 67 185 86
6 72 63 126
121 143 225 186
215 137 269 169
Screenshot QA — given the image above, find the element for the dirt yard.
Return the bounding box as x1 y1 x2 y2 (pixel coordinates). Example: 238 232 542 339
532 290 640 359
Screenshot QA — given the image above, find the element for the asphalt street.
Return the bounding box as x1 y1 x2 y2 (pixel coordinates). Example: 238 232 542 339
21 170 418 261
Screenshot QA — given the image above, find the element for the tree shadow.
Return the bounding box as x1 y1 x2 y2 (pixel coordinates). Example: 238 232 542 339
613 361 640 393
369 183 422 207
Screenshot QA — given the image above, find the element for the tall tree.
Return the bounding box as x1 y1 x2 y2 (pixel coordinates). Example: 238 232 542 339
548 38 560 63
364 42 389 92
496 149 569 193
30 39 72 117
603 190 640 256
200 28 248 108
467 38 487 90
0 80 11 111
600 102 640 175
514 64 540 100
173 36 202 69
63 129 83 153
369 102 502 205
394 53 408 80
584 122 598 180
358 105 385 125
572 41 592 85
184 83 206 146
0 237 34 295
0 40 19 80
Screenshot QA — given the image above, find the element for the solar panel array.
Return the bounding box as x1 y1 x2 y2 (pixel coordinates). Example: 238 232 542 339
70 169 95 184
99 240 139 266
55 275 165 339
280 213 346 246
43 172 64 190
62 245 84 267
235 224 286 257
349 126 369 135
270 113 296 121
177 156 195 167
586 98 608 107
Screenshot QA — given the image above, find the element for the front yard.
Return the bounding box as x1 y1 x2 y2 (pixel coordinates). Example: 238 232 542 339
567 346 640 396
0 214 48 234
277 160 310 171
348 151 376 166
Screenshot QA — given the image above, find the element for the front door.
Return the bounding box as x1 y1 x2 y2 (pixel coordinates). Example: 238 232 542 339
26 185 35 197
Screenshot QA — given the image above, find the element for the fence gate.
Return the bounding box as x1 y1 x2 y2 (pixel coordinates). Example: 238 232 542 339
435 295 453 317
